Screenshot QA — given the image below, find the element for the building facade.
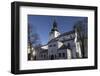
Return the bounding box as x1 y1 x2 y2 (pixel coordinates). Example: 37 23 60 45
28 19 88 60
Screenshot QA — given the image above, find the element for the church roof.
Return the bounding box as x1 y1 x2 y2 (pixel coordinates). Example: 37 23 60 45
48 30 75 44
48 37 59 44
61 38 74 43
58 30 75 37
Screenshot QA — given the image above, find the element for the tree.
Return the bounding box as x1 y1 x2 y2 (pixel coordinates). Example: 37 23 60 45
28 23 41 60
74 19 88 58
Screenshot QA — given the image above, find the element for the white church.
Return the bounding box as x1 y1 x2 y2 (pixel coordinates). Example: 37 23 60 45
28 19 88 60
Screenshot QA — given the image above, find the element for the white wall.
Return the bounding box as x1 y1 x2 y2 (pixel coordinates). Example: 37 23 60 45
0 0 99 76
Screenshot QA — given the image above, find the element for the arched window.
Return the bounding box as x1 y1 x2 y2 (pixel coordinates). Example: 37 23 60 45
59 53 61 57
62 53 65 57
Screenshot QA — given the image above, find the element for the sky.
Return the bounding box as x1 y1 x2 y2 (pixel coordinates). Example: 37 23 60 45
28 15 87 45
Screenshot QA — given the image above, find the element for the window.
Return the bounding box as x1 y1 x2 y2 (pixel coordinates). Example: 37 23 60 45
59 53 61 57
62 53 65 57
41 55 43 57
55 55 56 58
44 55 46 58
49 45 52 47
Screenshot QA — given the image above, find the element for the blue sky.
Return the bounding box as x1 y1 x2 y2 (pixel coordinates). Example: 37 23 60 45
28 15 87 45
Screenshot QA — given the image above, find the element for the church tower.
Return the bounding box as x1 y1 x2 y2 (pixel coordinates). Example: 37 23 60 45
49 18 60 41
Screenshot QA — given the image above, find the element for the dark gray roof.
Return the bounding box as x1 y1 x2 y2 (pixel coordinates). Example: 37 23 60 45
58 30 75 37
48 38 58 44
61 38 74 43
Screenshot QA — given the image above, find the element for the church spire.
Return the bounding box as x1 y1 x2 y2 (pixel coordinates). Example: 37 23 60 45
51 17 59 32
49 17 60 41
